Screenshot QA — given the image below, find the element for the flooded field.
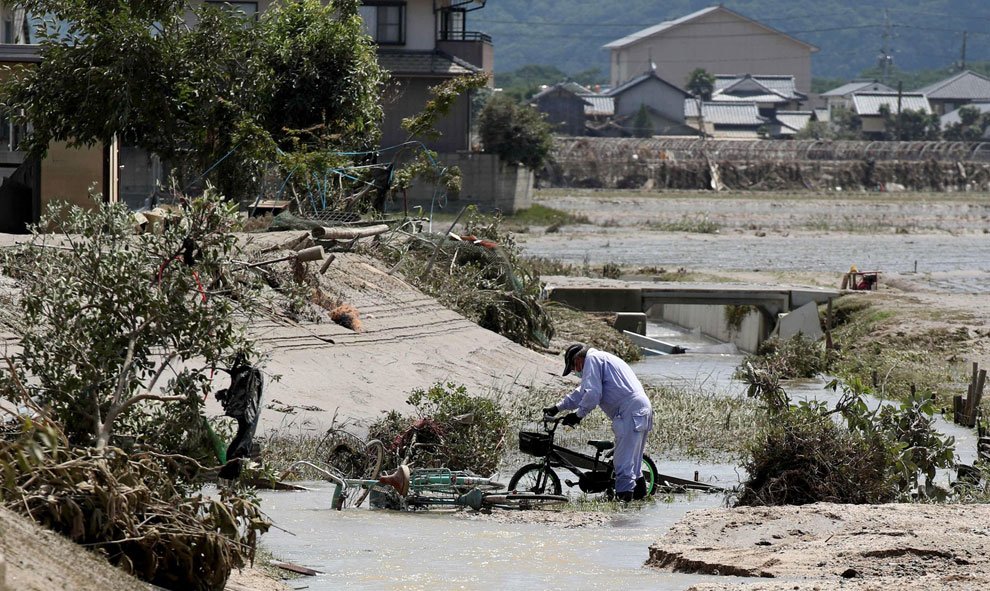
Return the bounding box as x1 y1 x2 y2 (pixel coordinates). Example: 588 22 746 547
256 191 988 590
518 190 990 290
521 230 990 278
257 320 977 590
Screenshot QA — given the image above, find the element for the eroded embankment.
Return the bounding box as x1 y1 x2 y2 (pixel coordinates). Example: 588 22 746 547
545 137 990 192
648 502 990 591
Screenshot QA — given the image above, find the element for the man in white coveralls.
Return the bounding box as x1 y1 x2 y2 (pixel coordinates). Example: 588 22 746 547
543 343 654 501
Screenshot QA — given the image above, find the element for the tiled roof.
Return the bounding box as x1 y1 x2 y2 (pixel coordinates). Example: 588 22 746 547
821 80 895 97
715 74 798 96
940 101 990 126
852 93 931 116
916 70 990 100
603 5 817 51
532 81 597 101
608 70 687 97
583 95 615 117
376 50 479 76
711 91 791 104
775 110 814 132
685 100 765 126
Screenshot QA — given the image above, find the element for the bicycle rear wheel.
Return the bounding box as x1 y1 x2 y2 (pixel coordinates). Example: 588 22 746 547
508 462 562 495
484 493 568 510
642 454 659 496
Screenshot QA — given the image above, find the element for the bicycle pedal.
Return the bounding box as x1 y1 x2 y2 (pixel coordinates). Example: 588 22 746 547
565 479 577 487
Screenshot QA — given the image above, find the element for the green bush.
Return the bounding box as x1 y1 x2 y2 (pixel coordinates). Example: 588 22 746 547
737 402 897 506
368 382 509 476
738 334 830 381
477 94 553 171
737 378 957 506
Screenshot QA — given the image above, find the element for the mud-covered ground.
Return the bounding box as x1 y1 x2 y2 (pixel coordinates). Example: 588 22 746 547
520 189 990 369
652 502 990 591
519 189 990 589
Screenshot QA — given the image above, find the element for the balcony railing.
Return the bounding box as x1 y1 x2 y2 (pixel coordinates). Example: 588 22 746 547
437 30 491 43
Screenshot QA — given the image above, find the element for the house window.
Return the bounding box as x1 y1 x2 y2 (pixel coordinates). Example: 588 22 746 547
3 17 14 44
359 2 405 45
438 9 465 40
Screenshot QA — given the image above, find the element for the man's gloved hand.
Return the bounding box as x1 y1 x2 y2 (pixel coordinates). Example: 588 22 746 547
561 412 582 427
542 405 559 417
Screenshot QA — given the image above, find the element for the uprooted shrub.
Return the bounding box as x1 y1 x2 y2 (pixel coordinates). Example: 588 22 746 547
374 206 554 349
368 382 509 476
737 402 898 506
736 377 956 506
736 334 832 381
0 422 269 591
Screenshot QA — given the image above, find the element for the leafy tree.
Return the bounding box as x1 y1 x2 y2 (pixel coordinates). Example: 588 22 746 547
1 0 385 201
879 105 940 140
0 191 264 451
942 106 990 140
686 68 715 100
477 93 553 171
632 103 653 137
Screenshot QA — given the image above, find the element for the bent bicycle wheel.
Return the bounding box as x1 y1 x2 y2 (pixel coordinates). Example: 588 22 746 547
484 493 568 510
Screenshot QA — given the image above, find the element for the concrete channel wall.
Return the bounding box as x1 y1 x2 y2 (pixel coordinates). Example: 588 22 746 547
543 279 838 354
652 303 765 353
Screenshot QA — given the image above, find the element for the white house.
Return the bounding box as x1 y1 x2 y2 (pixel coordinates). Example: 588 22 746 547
603 5 818 94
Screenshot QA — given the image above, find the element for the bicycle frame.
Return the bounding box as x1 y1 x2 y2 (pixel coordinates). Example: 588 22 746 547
529 417 616 493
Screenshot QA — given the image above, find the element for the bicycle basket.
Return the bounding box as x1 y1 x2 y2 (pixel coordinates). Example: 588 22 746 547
519 431 551 456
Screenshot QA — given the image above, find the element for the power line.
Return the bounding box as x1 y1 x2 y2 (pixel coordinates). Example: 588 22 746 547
476 24 885 42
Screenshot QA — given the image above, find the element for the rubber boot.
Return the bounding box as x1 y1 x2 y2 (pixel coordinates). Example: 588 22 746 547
633 476 647 500
616 490 633 503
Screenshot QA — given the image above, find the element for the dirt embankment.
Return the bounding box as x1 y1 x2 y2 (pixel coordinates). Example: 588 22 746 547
650 502 990 591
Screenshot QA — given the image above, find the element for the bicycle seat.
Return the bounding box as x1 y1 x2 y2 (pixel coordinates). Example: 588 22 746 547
587 440 614 452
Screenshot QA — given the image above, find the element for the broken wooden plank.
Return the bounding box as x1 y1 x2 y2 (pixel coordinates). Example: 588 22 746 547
310 224 389 240
271 561 323 576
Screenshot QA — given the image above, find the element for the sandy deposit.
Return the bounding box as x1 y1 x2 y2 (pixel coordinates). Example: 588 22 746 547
650 502 990 591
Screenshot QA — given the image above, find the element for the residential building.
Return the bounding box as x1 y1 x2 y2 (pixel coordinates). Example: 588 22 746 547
771 110 815 138
685 101 767 139
851 93 932 137
711 74 806 119
916 70 990 116
820 80 895 116
362 0 493 153
532 82 596 136
603 5 818 94
607 70 696 136
0 6 114 232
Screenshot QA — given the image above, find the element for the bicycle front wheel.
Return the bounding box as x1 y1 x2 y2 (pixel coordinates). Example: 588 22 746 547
484 493 568 510
508 463 562 495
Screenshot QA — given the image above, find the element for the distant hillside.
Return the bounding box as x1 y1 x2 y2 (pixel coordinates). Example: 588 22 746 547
476 0 990 83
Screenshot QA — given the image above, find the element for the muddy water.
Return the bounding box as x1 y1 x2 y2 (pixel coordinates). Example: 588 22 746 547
258 484 741 591
258 323 974 589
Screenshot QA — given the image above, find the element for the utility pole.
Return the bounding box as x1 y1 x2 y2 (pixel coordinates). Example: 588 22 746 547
896 80 903 141
961 30 968 71
879 8 893 84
